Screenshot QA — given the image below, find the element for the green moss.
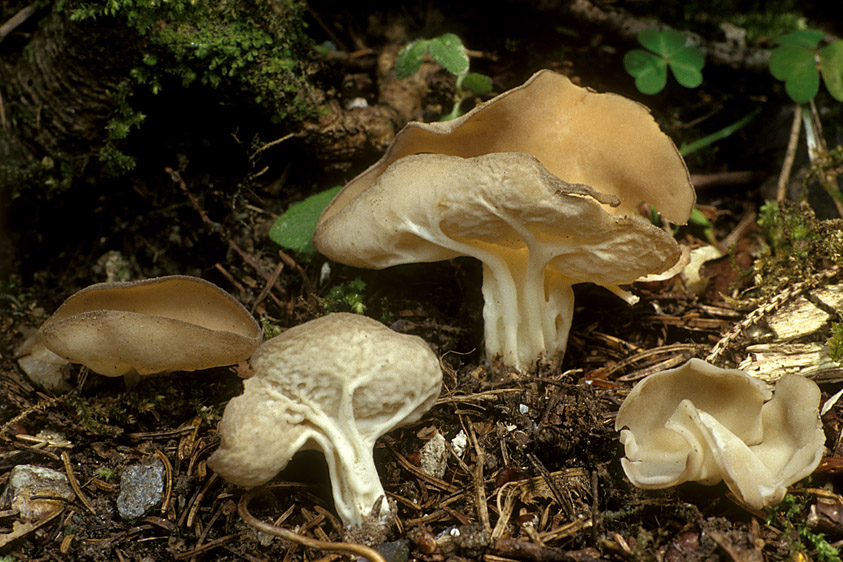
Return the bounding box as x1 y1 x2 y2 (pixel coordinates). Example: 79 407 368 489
10 0 316 192
768 494 843 562
323 278 367 314
754 200 843 293
2 155 79 198
260 316 282 339
95 466 115 482
61 393 125 437
65 0 315 122
828 323 843 364
729 12 808 42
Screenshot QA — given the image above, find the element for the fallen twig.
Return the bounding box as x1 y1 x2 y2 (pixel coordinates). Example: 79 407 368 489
777 104 802 201
0 4 37 42
61 451 96 516
238 487 387 562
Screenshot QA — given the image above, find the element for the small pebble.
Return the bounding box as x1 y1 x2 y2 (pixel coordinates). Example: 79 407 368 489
376 540 410 562
117 458 165 521
1 465 74 520
419 432 448 479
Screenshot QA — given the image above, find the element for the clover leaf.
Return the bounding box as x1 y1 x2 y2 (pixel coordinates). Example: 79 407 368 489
396 33 469 79
820 41 843 101
395 32 493 121
769 30 843 103
624 29 704 94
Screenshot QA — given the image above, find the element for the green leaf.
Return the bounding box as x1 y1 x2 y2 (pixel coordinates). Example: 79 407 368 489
624 50 667 94
785 61 819 103
769 44 812 80
669 46 705 87
395 40 429 79
628 30 704 93
269 185 343 254
636 29 663 53
770 45 819 102
688 207 713 229
820 40 843 101
638 29 689 58
774 29 824 48
461 72 493 94
624 49 656 76
428 33 469 75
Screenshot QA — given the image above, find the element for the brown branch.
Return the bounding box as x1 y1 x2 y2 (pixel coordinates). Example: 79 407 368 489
0 4 37 42
153 449 174 516
777 104 802 201
238 488 387 562
467 420 492 533
563 0 770 71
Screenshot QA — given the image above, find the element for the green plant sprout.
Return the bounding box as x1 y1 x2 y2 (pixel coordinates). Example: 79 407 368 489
769 30 843 103
269 185 342 254
395 33 493 120
678 106 762 157
322 278 367 314
768 494 842 562
624 29 705 95
260 317 283 339
95 467 115 482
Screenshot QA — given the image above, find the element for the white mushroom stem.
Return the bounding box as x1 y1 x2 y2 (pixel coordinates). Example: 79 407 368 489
267 385 392 527
478 249 575 370
307 428 389 527
407 218 574 369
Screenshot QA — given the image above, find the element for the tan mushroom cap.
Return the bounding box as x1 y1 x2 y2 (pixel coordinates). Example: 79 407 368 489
321 69 694 225
39 276 262 377
208 313 443 528
315 152 677 280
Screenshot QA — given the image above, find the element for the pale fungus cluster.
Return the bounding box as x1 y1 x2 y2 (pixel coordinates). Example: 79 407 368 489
615 359 825 509
19 277 443 530
16 71 829 538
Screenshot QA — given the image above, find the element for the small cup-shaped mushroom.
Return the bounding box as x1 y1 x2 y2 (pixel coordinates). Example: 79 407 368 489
207 313 443 529
314 152 681 369
39 276 262 377
615 358 825 509
322 69 694 225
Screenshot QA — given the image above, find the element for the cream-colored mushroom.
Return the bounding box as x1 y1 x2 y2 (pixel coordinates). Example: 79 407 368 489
314 152 681 369
321 69 695 225
615 358 825 509
207 313 442 529
38 276 262 377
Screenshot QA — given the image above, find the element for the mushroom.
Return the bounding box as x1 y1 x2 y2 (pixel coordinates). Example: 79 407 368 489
207 313 443 529
615 358 825 509
314 152 682 369
38 276 262 377
320 69 695 226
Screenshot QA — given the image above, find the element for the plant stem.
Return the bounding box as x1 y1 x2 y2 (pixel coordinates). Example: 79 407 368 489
777 103 802 201
679 106 761 157
802 102 843 218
